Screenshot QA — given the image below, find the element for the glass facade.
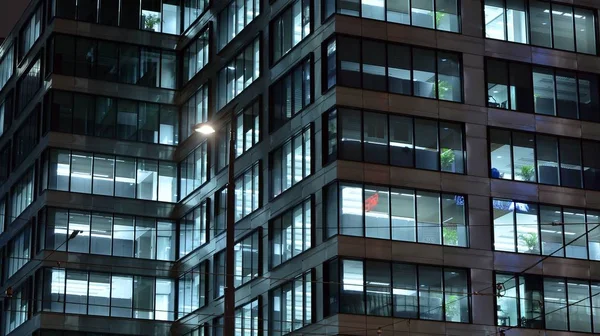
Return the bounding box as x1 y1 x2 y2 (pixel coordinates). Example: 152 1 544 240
271 127 311 197
180 84 208 141
38 267 175 321
17 56 42 112
486 58 600 122
269 198 312 268
183 28 209 83
179 201 208 258
215 162 260 234
11 166 34 223
326 258 470 322
42 148 178 202
216 99 261 171
489 127 600 190
495 272 600 332
493 198 600 260
270 57 312 132
19 5 42 58
326 108 465 173
0 46 14 92
4 280 30 334
39 207 175 261
179 142 208 199
50 0 185 34
326 0 460 32
0 93 12 138
325 182 468 246
212 299 259 336
12 107 39 169
324 36 462 101
217 0 260 50
44 90 178 145
270 271 313 336
49 35 177 89
6 224 31 280
178 261 207 318
217 38 260 110
484 0 597 54
214 230 260 296
271 0 311 63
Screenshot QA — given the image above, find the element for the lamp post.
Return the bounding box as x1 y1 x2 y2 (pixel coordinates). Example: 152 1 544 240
194 109 236 336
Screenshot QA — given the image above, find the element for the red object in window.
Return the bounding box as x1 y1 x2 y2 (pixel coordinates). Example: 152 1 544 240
365 193 379 212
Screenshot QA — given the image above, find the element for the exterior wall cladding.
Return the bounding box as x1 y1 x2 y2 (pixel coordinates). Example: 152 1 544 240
4 0 600 335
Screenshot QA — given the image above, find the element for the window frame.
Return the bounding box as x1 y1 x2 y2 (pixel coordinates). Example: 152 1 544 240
321 34 464 102
269 124 313 198
483 0 599 55
269 0 314 66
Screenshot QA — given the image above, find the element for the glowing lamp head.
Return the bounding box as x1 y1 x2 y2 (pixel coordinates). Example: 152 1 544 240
194 124 216 135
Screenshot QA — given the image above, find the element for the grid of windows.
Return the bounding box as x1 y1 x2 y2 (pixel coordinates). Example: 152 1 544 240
215 162 260 234
183 28 209 83
495 273 600 332
184 0 210 31
50 0 185 34
0 93 13 138
270 57 312 132
179 201 208 258
179 142 208 199
325 0 460 32
42 148 178 202
45 90 178 145
324 182 468 246
216 99 261 171
486 58 600 122
0 46 14 92
20 5 42 59
181 84 209 140
484 0 597 54
270 198 312 269
492 198 600 260
271 0 311 63
271 127 311 197
217 0 260 50
213 299 259 336
11 166 34 223
217 38 260 110
4 280 29 334
326 108 465 173
6 224 31 280
39 207 175 261
326 258 470 322
17 56 42 112
323 36 462 102
12 107 39 169
178 261 207 318
270 271 313 336
39 268 175 321
49 35 177 89
214 230 260 297
489 127 600 190
0 144 10 186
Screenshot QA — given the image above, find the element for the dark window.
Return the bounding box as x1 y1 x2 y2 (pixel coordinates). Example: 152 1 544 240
121 0 141 29
17 57 42 112
99 0 120 26
270 57 312 131
54 0 76 19
77 0 98 22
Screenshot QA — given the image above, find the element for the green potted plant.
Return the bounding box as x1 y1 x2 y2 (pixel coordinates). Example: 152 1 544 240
518 233 539 253
437 79 451 100
144 14 161 31
443 227 458 246
435 12 446 29
440 148 455 171
445 294 460 321
520 165 535 182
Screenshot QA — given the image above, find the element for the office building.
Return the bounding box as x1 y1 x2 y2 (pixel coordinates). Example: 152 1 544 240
1 0 600 335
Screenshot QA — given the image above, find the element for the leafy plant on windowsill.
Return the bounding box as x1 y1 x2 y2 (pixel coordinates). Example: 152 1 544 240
445 294 460 321
441 148 455 171
520 165 535 182
144 14 161 31
435 12 446 29
443 227 458 246
518 232 539 253
437 79 451 100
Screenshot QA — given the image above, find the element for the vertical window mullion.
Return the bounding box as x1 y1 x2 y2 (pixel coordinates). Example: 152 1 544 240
549 2 555 49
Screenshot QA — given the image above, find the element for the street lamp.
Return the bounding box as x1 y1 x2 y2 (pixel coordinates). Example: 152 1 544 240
193 107 236 336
